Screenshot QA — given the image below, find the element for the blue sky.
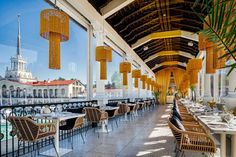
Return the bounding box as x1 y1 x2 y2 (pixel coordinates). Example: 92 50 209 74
0 0 122 85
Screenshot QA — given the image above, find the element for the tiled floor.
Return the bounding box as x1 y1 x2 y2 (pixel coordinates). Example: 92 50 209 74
24 104 207 157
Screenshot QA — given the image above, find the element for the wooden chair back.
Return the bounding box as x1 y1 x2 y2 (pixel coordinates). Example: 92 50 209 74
84 107 102 123
7 116 39 142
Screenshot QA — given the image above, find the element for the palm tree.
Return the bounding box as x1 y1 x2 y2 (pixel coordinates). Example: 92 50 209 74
193 0 236 75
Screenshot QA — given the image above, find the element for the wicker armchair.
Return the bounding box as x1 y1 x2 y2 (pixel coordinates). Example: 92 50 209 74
168 119 216 157
84 107 109 137
108 108 119 130
7 116 58 157
59 116 85 148
118 104 130 115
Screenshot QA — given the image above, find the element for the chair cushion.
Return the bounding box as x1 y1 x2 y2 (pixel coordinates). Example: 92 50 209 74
172 107 182 121
170 115 185 131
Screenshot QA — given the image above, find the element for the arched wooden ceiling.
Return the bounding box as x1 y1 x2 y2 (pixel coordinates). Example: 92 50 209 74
88 0 207 73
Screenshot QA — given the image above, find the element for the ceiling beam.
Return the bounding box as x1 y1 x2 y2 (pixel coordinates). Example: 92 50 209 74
63 0 154 77
132 30 198 49
144 51 194 63
101 0 135 19
151 61 186 71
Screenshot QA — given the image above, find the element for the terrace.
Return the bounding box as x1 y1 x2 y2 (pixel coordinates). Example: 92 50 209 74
0 0 236 157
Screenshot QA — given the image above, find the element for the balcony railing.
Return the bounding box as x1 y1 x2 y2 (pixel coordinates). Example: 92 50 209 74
0 100 97 157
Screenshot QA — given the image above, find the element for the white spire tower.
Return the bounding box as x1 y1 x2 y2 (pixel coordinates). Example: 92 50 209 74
16 14 21 56
4 14 36 82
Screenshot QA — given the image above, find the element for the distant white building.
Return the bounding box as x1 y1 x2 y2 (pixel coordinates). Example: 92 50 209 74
0 15 86 105
5 15 36 83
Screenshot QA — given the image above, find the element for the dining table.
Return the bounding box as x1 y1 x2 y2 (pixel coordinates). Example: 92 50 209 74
180 99 236 157
34 112 85 157
103 106 119 117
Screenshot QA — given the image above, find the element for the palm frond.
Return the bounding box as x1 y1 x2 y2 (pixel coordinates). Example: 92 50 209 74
193 0 236 75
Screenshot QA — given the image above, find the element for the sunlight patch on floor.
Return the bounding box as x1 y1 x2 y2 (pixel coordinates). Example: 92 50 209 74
144 140 167 145
161 114 170 118
165 108 171 112
155 123 168 127
136 148 165 156
148 127 172 138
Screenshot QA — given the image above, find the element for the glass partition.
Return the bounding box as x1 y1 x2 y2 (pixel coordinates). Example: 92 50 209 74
106 50 123 98
0 0 88 105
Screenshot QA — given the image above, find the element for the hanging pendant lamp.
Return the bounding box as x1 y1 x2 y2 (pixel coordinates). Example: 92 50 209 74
119 61 131 85
140 75 147 89
187 59 202 85
206 45 216 74
40 9 69 69
146 78 151 90
132 69 141 88
96 46 112 80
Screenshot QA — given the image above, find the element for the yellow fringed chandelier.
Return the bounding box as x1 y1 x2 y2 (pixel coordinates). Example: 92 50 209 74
132 69 141 88
40 9 69 69
96 46 112 80
140 75 147 89
187 59 202 85
146 78 151 90
119 61 131 85
213 47 226 69
206 44 216 74
199 32 226 72
151 80 155 91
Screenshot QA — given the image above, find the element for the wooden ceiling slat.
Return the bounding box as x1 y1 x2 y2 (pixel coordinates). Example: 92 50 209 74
88 0 207 73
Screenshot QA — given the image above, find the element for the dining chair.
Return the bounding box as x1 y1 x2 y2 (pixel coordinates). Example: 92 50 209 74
84 107 109 138
129 103 138 120
7 116 58 157
59 116 85 149
118 103 130 121
168 118 216 157
107 108 119 130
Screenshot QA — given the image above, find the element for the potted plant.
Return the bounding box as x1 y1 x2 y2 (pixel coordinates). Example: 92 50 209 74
190 85 196 102
152 91 161 105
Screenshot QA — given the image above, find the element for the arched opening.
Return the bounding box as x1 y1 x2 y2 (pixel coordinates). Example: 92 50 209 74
38 89 42 98
54 89 58 98
2 85 7 98
16 87 21 98
43 89 48 98
33 89 37 97
49 89 53 97
9 85 14 98
61 88 65 97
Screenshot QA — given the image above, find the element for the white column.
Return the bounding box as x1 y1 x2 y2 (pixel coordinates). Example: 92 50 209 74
213 70 219 101
228 67 236 97
201 70 204 97
202 52 212 99
127 56 133 99
142 82 146 99
122 83 127 98
138 78 141 98
87 25 93 100
127 72 133 98
196 72 200 100
220 69 226 97
93 22 106 106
